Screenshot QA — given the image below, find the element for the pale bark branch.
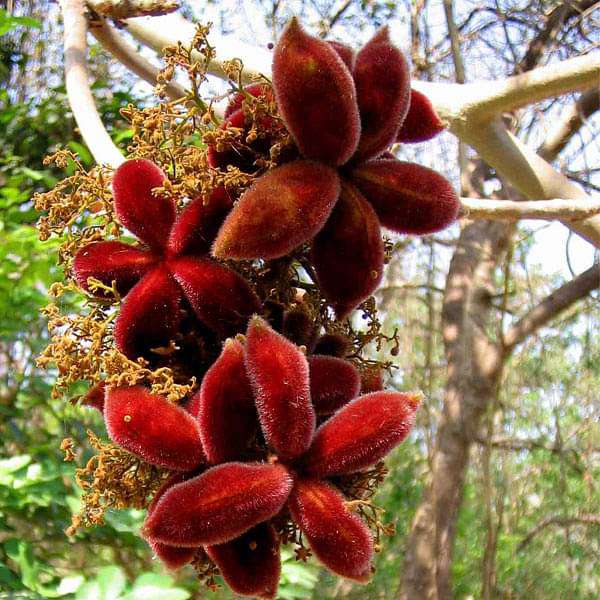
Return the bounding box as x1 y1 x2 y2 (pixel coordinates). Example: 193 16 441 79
466 54 600 121
517 515 600 552
502 263 599 352
459 197 600 221
87 0 179 18
90 18 187 101
124 13 272 83
452 119 600 247
60 0 124 167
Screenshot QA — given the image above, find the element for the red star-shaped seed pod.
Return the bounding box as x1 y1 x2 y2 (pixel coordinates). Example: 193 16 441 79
73 159 260 359
211 20 459 318
102 317 419 597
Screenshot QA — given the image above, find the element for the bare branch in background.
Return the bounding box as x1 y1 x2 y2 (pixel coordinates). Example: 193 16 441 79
517 514 600 552
90 18 186 101
538 88 600 161
502 263 599 353
59 0 124 167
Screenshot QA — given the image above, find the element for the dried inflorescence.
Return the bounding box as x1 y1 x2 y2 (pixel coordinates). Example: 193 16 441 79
37 16 458 598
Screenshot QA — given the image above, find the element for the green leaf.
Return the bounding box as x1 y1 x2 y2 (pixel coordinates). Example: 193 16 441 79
121 573 190 600
96 566 127 600
0 9 41 36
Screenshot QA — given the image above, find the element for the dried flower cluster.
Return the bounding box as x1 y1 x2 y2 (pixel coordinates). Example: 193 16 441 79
37 18 458 599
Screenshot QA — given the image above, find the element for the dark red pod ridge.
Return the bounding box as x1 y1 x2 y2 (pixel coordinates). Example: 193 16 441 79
206 523 281 599
73 241 157 297
196 338 258 464
288 478 373 582
148 540 197 570
282 308 317 349
273 18 360 165
309 355 361 415
313 333 352 358
112 159 175 252
328 40 356 70
360 366 385 394
114 266 182 359
245 316 316 461
167 187 233 258
104 386 205 471
301 391 419 478
397 89 445 143
170 257 260 337
311 182 384 319
353 26 411 162
81 381 106 411
350 159 460 235
144 462 293 547
212 160 340 260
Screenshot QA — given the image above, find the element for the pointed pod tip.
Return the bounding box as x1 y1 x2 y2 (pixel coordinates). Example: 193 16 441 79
405 391 423 412
372 25 391 42
249 314 269 330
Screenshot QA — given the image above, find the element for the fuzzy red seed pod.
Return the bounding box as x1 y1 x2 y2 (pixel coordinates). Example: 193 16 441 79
313 333 352 358
359 366 384 394
112 159 175 252
282 308 317 349
80 381 106 411
350 159 460 234
104 386 206 471
311 182 384 319
73 241 157 297
245 316 316 461
273 18 360 165
212 160 340 260
288 478 373 582
147 540 197 570
353 27 410 162
328 40 356 70
167 187 233 258
224 83 275 119
145 473 199 570
170 257 260 337
396 89 445 143
301 391 419 478
309 355 361 414
114 266 182 359
196 339 257 464
144 462 294 547
206 523 281 599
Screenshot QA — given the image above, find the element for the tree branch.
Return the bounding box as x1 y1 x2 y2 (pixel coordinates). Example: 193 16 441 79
466 54 600 120
538 88 600 161
450 119 600 247
87 0 179 18
90 18 187 101
516 0 597 73
124 13 272 83
502 263 599 353
459 197 600 221
60 0 124 167
517 515 600 552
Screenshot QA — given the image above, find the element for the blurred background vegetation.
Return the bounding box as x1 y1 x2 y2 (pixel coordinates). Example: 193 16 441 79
0 1 598 598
